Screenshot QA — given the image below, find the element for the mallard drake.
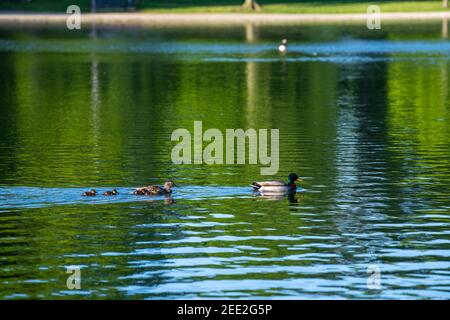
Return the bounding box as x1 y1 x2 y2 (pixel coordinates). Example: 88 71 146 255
82 189 97 197
252 173 302 193
133 180 176 196
103 189 119 196
278 38 287 53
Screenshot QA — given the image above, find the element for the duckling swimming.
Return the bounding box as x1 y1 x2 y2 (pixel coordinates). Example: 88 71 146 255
133 180 176 196
133 186 159 196
252 173 302 194
103 189 119 196
82 189 97 197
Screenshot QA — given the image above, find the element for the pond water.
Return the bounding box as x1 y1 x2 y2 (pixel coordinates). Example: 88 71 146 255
0 22 449 299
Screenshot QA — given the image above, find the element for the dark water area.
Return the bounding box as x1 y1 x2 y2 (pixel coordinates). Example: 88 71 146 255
0 22 449 299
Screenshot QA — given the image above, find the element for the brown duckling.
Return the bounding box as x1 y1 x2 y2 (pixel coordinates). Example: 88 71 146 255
82 189 97 197
103 189 119 196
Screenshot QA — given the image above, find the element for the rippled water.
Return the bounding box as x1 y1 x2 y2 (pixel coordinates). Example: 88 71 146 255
0 22 449 299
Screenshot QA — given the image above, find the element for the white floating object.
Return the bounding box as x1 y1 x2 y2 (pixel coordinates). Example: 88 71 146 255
278 38 288 53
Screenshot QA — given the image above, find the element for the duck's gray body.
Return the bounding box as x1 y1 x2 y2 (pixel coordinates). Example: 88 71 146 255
251 180 295 193
251 173 301 195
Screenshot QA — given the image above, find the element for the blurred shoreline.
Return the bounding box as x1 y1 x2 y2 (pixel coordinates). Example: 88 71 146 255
0 12 449 26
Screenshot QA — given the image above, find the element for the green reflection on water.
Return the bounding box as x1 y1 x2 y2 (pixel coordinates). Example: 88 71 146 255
0 23 449 299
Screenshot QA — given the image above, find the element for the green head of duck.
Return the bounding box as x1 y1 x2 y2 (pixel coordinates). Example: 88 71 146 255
288 173 302 184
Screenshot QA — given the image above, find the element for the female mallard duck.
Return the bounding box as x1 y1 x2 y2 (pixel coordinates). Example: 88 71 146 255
82 189 97 197
103 189 119 196
252 173 302 193
133 180 176 196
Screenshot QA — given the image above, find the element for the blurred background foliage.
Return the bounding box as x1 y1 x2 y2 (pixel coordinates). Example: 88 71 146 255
0 0 448 13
